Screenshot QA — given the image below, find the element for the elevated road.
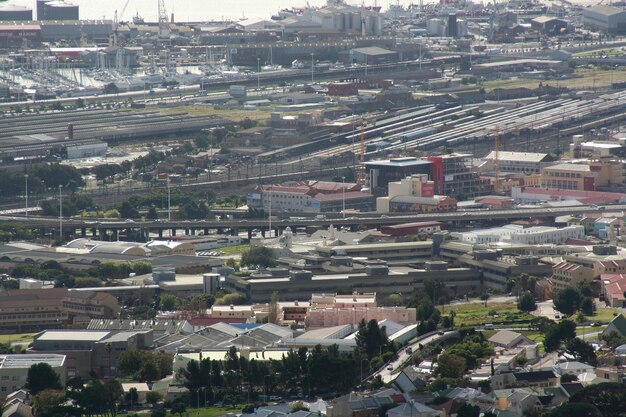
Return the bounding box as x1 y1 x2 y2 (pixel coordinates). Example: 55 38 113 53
1 204 621 233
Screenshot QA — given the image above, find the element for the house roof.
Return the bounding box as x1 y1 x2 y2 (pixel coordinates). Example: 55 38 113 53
606 314 626 336
489 330 524 346
513 370 557 382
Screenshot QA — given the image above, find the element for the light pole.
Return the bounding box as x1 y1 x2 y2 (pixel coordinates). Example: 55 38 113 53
167 176 171 221
59 185 63 243
311 53 314 83
263 374 271 400
268 184 272 238
24 174 28 218
342 176 346 218
257 57 260 89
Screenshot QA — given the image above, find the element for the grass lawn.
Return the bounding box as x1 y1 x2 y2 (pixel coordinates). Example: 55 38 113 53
448 301 535 327
0 333 33 345
520 331 546 354
591 307 619 324
219 245 249 255
120 405 243 417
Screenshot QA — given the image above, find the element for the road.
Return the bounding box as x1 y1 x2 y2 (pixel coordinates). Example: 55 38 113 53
372 331 458 384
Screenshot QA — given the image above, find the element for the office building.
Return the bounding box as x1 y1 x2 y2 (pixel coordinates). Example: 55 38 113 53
0 354 66 396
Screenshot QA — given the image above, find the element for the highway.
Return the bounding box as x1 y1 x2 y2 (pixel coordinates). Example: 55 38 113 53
2 204 622 231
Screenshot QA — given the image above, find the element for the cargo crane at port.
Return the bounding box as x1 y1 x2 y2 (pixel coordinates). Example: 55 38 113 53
158 0 170 38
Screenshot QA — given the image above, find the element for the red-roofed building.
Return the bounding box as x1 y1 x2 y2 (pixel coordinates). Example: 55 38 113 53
475 196 514 209
512 186 626 205
550 261 595 292
601 274 626 307
0 23 40 47
247 181 374 213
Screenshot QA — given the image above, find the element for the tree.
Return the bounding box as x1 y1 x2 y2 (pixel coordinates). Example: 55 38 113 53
25 363 62 395
517 293 537 312
356 319 390 359
241 246 276 268
569 382 626 417
546 403 602 417
565 338 597 366
544 320 577 352
268 291 279 324
456 404 480 417
554 287 582 316
146 391 162 407
120 201 140 219
290 402 309 412
146 206 159 220
171 399 187 417
160 293 181 311
33 389 67 417
581 297 595 316
435 353 467 378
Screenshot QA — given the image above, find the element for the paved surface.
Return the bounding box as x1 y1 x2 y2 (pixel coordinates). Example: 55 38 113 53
533 301 558 320
372 331 456 384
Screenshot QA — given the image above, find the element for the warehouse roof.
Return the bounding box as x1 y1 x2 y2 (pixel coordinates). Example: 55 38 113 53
352 46 397 56
586 5 626 16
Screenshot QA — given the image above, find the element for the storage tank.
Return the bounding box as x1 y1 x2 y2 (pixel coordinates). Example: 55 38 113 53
0 5 33 21
427 18 444 36
42 1 79 20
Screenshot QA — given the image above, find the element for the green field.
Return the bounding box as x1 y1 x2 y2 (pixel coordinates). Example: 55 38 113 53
0 333 34 345
449 302 535 327
219 245 249 255
590 307 619 323
120 405 242 417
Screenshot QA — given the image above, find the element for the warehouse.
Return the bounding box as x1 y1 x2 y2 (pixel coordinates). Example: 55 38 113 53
0 23 41 47
0 5 33 21
349 46 398 65
583 5 626 34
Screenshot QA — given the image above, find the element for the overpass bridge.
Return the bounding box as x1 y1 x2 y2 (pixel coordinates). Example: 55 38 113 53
1 204 619 242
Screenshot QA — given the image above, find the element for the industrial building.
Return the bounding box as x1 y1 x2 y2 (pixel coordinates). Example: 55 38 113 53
0 5 33 21
583 5 626 34
0 23 40 47
36 0 79 21
349 46 398 65
0 354 66 395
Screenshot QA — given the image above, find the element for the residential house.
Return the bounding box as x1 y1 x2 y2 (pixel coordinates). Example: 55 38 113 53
121 382 151 405
490 388 542 415
602 314 626 338
553 361 595 377
1 403 34 417
488 330 534 349
491 370 559 389
386 401 442 417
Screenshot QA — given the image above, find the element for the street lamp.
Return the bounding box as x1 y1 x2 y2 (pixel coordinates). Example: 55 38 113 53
59 185 63 243
268 184 272 238
257 57 260 89
311 53 314 83
342 176 346 218
24 174 28 218
263 375 271 400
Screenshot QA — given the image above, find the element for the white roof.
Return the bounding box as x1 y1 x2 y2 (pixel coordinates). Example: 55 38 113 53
0 354 65 369
484 151 548 163
122 382 151 392
36 330 110 342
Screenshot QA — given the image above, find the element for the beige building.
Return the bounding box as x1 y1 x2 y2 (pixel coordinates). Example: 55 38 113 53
539 159 625 191
549 261 595 292
0 354 66 397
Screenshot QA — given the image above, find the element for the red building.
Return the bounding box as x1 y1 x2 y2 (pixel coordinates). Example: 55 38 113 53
0 24 41 47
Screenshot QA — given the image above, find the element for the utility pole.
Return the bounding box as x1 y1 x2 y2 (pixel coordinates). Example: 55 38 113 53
59 185 63 243
342 176 346 217
167 176 171 221
24 174 28 218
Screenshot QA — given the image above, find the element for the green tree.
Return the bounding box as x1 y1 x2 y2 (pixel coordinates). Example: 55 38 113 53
146 391 162 407
241 246 276 268
356 319 390 359
160 294 181 311
546 403 602 417
120 201 140 219
171 400 186 417
456 404 480 417
569 382 626 417
435 353 467 378
25 363 62 395
146 206 159 220
517 293 537 312
32 389 67 416
290 402 309 412
565 338 597 366
544 320 577 352
554 287 582 316
581 297 595 316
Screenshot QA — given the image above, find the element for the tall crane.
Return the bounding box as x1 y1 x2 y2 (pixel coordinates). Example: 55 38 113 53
113 0 130 46
158 0 170 38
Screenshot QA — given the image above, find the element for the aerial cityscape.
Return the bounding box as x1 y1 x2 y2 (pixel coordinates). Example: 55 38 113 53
2 0 626 416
